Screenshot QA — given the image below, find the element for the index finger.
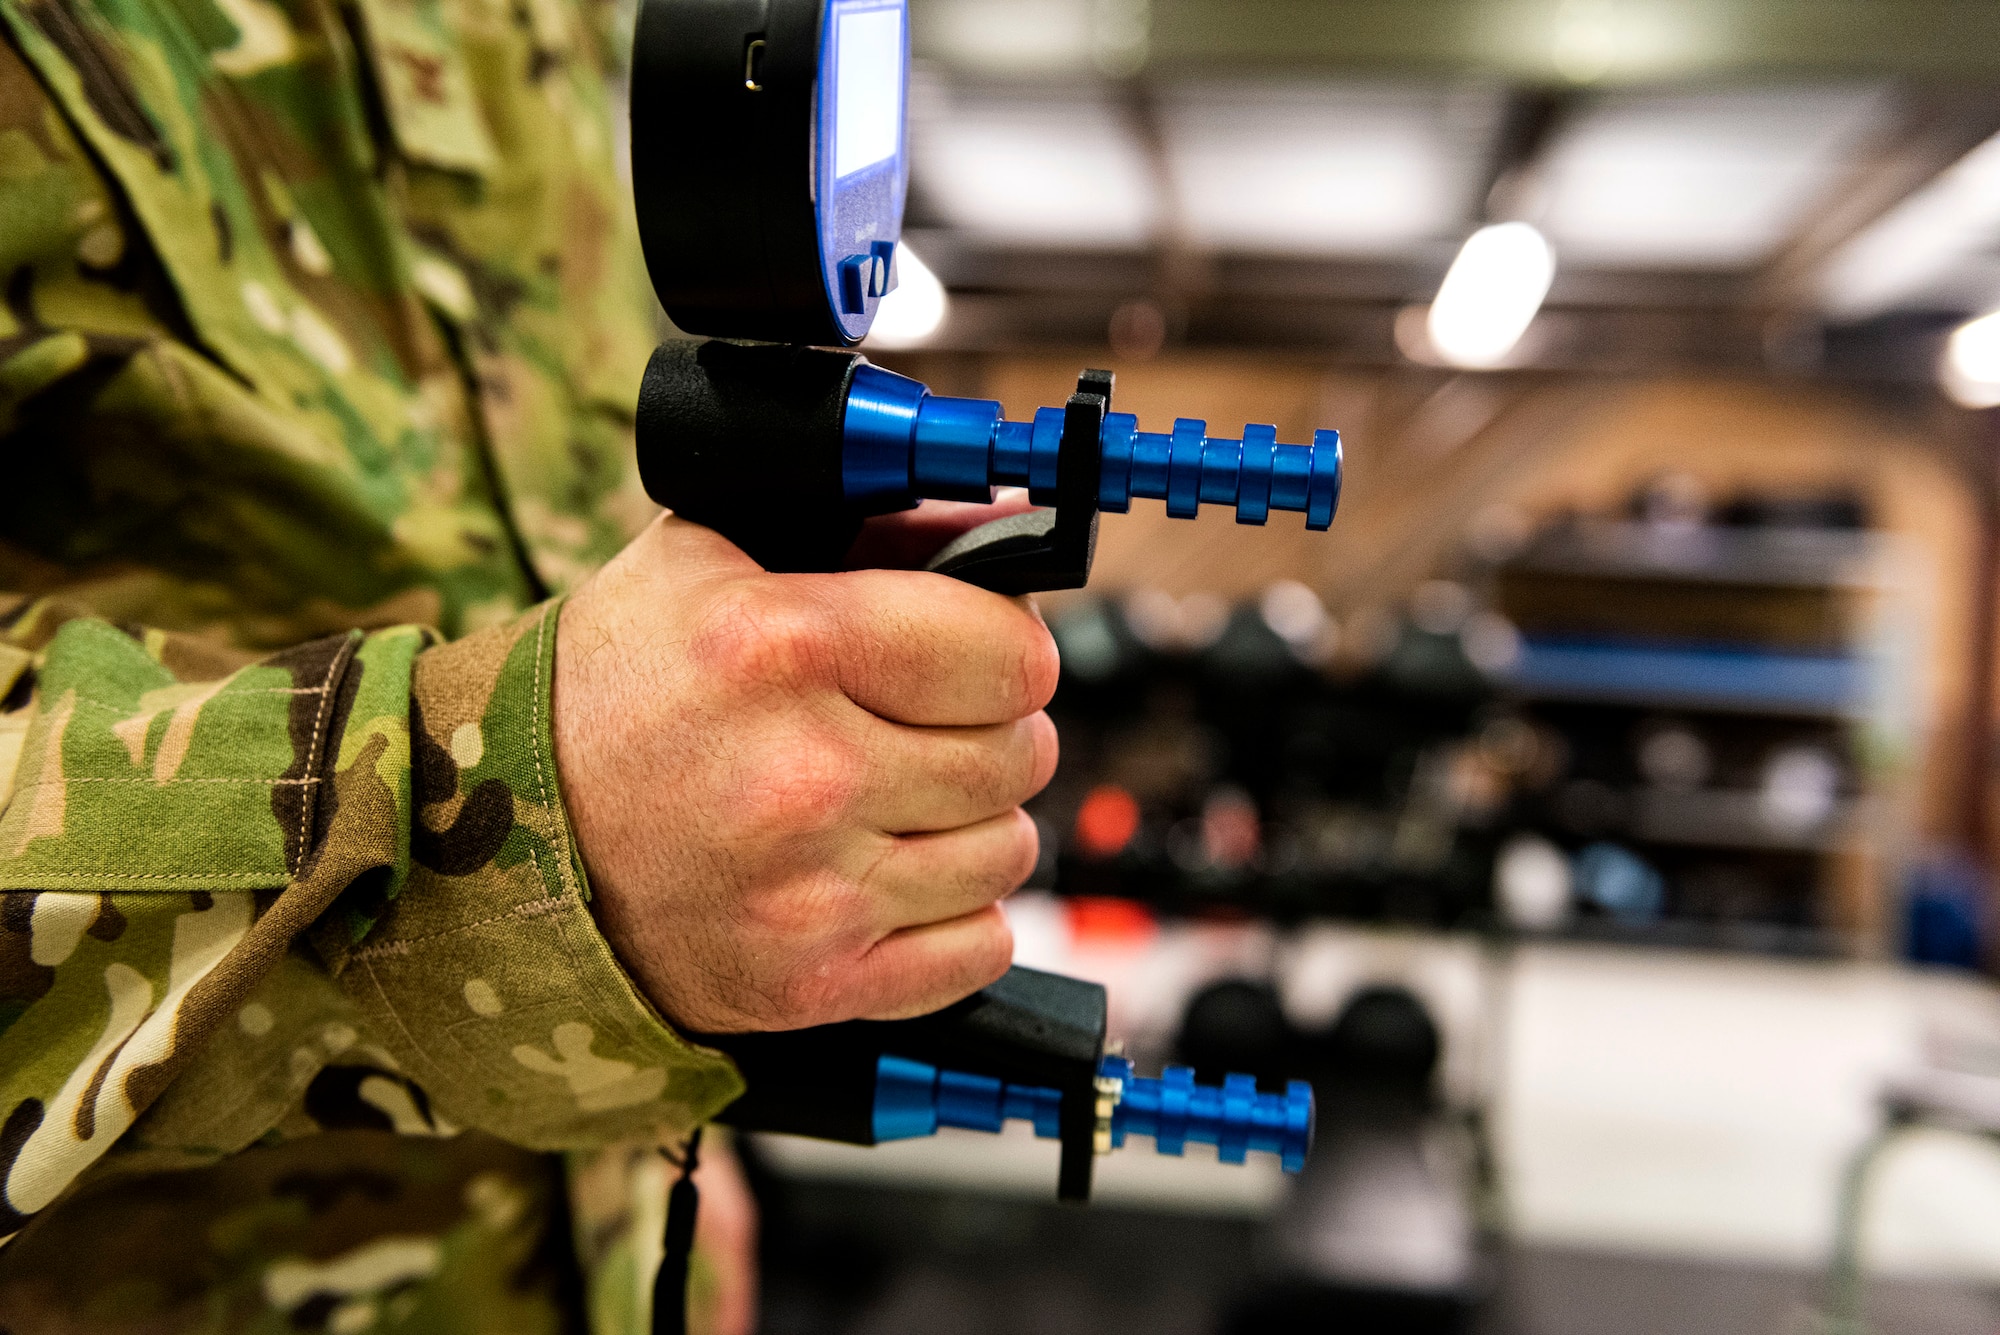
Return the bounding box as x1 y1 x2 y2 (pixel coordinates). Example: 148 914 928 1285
802 568 1059 727
843 490 1037 572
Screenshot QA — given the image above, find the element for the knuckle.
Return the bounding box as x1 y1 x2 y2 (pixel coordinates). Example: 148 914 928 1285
738 880 875 1019
689 583 828 690
760 870 874 940
762 956 842 1027
737 884 819 944
764 735 860 827
733 731 863 834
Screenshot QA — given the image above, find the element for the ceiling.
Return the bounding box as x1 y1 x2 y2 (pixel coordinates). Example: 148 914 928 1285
913 81 1891 267
889 0 2000 376
912 0 2000 85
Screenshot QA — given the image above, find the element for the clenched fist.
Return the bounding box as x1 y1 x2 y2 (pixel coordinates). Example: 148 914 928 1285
552 511 1059 1033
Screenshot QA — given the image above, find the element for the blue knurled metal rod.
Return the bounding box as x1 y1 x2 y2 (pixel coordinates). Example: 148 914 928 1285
844 364 1342 531
1098 1054 1313 1172
868 1051 1314 1174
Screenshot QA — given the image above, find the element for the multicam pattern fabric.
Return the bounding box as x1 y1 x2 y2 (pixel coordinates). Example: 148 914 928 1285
0 0 746 1323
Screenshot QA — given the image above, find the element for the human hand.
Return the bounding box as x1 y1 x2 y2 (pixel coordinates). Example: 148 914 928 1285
552 507 1058 1033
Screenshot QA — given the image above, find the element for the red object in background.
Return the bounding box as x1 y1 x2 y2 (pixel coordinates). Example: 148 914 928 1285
1064 895 1159 946
1075 784 1141 859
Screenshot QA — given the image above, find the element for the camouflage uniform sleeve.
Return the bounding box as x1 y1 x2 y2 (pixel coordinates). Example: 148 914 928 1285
0 597 742 1237
323 601 747 1148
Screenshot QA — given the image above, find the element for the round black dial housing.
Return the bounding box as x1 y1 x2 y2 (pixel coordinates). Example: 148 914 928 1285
630 0 909 346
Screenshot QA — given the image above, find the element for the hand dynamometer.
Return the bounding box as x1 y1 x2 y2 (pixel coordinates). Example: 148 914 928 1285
624 0 1340 1301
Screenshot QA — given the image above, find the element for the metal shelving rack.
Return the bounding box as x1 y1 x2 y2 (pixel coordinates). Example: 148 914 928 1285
1489 520 1924 954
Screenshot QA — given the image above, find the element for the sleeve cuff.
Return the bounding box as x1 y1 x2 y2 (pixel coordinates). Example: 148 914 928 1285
333 599 744 1150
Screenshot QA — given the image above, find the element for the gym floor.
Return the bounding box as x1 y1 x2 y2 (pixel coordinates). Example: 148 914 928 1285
750 1178 2000 1335
747 924 2000 1334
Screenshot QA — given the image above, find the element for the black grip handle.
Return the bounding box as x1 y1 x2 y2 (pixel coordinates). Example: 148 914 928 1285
635 338 865 572
637 340 1110 593
695 965 1110 1201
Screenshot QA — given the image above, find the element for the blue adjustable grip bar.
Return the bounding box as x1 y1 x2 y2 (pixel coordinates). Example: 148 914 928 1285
873 1054 1065 1142
843 363 1342 530
1100 1054 1313 1173
870 1052 1313 1174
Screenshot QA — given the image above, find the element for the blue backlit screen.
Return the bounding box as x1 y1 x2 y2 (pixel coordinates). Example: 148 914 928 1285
833 3 903 180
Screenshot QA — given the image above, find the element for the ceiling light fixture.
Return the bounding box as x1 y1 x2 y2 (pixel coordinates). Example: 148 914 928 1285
914 95 1160 246
1942 309 2000 409
864 244 949 348
1425 221 1556 369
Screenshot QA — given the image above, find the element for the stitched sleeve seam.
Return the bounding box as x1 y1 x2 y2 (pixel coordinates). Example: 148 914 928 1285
11 777 321 788
346 891 574 960
528 602 572 902
289 636 351 876
0 871 284 883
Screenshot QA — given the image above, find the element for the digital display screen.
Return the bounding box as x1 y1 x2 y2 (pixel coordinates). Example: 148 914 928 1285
833 4 903 180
